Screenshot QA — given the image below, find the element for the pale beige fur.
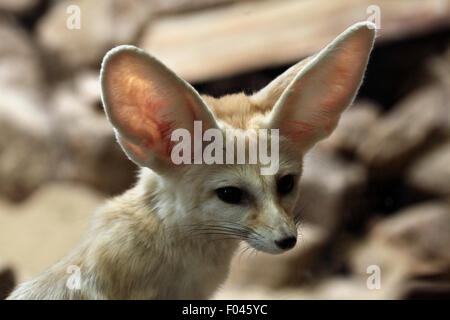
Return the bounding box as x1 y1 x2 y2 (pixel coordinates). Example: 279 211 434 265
8 22 375 300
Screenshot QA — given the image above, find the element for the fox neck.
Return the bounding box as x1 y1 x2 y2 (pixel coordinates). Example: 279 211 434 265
126 167 240 248
91 168 240 298
21 168 239 300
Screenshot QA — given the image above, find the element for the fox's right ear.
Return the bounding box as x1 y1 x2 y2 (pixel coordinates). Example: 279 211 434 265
100 45 219 172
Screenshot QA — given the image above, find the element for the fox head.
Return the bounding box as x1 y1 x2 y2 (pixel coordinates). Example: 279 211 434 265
100 22 375 254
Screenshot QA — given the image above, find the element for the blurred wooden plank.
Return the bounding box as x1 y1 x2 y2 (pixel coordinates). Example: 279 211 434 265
152 0 239 14
141 0 450 82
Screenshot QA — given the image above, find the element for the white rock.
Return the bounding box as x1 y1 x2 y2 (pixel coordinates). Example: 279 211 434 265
407 141 450 196
357 85 449 175
296 149 367 231
350 201 450 281
0 183 104 282
36 0 154 70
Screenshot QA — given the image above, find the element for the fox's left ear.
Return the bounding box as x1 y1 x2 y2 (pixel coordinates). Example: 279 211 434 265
255 22 376 151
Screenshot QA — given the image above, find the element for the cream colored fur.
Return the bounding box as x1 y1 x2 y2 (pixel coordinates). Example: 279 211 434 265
8 22 375 300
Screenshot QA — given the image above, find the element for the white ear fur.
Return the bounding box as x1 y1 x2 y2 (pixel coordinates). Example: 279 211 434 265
261 21 376 150
100 45 219 171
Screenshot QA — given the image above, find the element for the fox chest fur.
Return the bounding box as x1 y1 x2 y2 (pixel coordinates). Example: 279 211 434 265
10 175 238 299
88 184 239 300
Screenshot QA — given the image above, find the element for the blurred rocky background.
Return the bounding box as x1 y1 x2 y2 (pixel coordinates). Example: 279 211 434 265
0 0 449 300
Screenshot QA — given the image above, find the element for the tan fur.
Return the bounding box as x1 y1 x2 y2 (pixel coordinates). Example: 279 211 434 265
8 94 300 300
203 93 268 130
8 22 375 300
9 173 238 299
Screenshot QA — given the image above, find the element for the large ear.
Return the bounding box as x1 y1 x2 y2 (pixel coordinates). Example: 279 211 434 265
254 22 376 151
100 45 219 171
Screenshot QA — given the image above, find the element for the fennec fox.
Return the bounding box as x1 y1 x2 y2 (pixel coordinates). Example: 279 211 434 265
9 22 375 299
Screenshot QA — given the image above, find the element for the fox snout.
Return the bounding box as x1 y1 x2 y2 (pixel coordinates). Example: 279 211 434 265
245 207 298 254
246 226 298 254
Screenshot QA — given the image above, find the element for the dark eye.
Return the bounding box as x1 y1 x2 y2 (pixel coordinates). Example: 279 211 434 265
277 175 295 195
215 187 243 204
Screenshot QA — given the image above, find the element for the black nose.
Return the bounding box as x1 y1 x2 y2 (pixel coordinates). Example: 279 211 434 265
275 236 297 250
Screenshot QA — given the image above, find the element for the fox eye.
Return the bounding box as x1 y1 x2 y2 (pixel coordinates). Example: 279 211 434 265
277 175 295 195
215 187 243 204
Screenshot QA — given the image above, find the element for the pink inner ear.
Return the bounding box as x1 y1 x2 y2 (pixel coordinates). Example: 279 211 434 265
317 50 363 114
104 50 219 161
279 35 369 145
284 120 316 139
105 57 179 158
